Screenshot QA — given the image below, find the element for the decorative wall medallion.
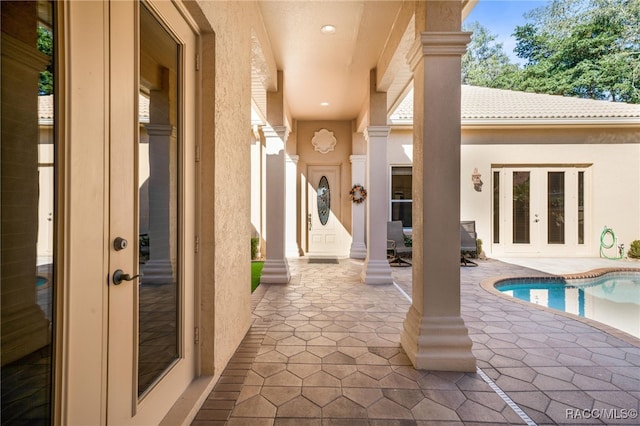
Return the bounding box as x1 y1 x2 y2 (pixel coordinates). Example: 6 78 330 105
311 128 337 154
317 176 330 226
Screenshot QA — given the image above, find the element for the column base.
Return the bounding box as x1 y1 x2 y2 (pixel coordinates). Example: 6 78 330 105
349 242 367 260
260 259 291 284
360 259 393 285
142 259 175 285
400 306 476 372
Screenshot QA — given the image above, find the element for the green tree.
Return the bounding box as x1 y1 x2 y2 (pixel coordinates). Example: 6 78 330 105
462 22 519 88
512 0 640 103
37 25 53 95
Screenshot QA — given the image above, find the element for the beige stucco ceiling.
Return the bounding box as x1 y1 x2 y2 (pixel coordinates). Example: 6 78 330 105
253 1 475 124
257 1 404 122
252 0 477 124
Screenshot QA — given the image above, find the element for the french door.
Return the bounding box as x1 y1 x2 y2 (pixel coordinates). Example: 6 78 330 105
493 167 588 255
106 1 197 423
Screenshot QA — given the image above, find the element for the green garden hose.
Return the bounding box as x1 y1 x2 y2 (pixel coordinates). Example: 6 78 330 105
600 226 624 259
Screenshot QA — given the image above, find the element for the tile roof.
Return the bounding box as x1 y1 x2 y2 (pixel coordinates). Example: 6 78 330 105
391 85 640 125
38 94 150 123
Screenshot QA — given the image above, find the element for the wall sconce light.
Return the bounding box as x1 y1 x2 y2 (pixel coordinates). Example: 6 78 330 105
472 168 483 192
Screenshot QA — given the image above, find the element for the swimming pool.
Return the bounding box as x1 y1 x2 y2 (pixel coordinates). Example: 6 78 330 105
495 272 640 339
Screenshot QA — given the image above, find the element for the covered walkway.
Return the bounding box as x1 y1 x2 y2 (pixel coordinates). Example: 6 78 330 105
193 258 640 425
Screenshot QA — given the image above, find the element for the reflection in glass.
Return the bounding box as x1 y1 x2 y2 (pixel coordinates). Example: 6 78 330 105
317 176 330 226
391 166 412 228
578 171 584 244
547 172 565 244
138 4 180 397
1 1 55 422
493 171 500 244
513 172 530 244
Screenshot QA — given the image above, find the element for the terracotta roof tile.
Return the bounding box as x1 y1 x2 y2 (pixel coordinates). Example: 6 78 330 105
38 94 150 123
391 85 640 123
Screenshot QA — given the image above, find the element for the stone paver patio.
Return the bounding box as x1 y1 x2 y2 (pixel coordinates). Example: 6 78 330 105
192 258 640 425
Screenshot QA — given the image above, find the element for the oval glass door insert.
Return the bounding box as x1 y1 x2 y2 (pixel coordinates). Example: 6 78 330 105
317 176 330 226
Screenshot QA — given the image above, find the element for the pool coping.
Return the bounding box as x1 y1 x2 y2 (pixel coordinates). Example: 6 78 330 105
480 267 640 348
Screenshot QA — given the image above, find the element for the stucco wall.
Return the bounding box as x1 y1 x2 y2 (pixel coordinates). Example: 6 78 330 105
296 120 353 255
387 126 640 257
196 0 254 374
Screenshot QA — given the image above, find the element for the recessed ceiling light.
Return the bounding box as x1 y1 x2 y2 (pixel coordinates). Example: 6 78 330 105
320 24 336 35
320 102 330 107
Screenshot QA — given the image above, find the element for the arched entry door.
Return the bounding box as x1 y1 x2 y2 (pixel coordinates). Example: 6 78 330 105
307 165 342 255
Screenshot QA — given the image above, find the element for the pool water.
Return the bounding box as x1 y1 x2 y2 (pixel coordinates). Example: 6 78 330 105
496 273 640 339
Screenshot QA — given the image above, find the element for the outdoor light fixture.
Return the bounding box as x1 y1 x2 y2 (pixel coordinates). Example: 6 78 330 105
320 24 336 34
472 168 483 192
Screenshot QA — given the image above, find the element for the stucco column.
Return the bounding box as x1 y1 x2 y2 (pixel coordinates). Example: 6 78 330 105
260 125 291 284
285 154 300 257
360 127 393 284
349 154 367 259
400 31 476 371
1 31 51 366
142 75 177 285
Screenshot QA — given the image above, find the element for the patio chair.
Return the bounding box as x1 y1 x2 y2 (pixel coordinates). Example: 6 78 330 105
460 220 478 267
387 221 412 266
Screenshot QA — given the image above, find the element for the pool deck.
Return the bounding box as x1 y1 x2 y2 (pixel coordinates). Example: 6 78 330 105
193 257 640 425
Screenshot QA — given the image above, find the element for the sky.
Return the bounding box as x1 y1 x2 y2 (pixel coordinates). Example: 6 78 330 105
464 0 551 64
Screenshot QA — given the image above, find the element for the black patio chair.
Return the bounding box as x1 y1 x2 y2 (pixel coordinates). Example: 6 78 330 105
460 221 478 267
387 221 412 266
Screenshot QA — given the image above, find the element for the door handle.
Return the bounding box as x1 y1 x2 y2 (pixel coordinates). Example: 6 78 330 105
112 269 141 285
308 213 312 231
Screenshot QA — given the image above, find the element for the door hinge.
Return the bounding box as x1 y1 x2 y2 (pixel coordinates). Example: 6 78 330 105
195 54 200 71
195 144 201 162
194 327 199 345
195 235 199 253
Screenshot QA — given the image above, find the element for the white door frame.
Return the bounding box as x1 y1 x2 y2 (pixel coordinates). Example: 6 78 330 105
492 165 591 257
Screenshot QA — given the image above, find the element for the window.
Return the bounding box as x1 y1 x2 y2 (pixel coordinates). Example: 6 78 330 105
390 166 412 228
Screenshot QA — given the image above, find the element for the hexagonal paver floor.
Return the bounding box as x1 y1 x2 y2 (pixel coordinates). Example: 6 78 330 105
193 258 640 425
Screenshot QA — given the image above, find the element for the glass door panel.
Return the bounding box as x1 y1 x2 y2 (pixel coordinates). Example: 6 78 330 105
512 171 531 244
1 1 56 422
547 172 565 244
138 3 180 398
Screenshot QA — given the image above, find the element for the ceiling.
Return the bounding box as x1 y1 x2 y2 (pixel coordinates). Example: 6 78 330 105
252 1 475 125
257 1 404 122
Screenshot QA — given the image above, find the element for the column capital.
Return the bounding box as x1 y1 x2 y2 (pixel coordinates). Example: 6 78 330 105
1 33 50 71
364 126 390 140
261 125 290 141
286 154 299 164
349 154 366 164
407 31 472 72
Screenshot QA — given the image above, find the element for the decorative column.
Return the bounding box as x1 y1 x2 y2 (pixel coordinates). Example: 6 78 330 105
1 30 51 366
400 28 476 371
285 154 300 257
142 72 177 285
360 127 393 285
349 154 367 259
260 125 291 284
